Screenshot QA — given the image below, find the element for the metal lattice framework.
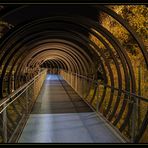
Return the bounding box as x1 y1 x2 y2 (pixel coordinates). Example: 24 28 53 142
0 5 147 143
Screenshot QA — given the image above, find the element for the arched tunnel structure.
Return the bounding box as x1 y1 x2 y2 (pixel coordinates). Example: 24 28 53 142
0 4 148 143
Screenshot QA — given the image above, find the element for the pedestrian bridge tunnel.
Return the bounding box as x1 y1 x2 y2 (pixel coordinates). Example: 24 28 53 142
0 5 147 143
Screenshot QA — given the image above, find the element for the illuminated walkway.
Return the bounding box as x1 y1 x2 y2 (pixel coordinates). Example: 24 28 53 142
19 74 125 143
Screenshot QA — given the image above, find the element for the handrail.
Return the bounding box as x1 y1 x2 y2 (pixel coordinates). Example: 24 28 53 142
0 68 47 143
61 70 148 102
59 69 148 143
0 69 47 108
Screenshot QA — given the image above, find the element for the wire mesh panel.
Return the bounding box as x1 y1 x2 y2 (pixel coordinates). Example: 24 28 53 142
0 69 47 143
60 69 148 143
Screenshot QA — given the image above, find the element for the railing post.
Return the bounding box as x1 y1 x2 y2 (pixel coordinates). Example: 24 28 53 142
82 79 84 98
131 97 137 143
26 88 29 114
68 71 70 84
77 75 79 94
138 65 141 131
75 73 77 92
3 103 7 143
65 72 68 81
70 72 72 85
96 83 99 113
81 78 84 98
33 78 36 101
69 71 70 84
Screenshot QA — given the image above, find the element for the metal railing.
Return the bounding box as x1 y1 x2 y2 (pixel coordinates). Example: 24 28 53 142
60 69 148 143
0 69 47 143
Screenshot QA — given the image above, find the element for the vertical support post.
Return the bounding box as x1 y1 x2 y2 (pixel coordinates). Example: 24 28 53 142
96 83 99 113
69 71 71 84
71 72 72 86
77 76 79 94
80 78 82 97
138 65 141 130
81 78 84 98
82 78 86 99
71 73 72 87
3 103 7 143
82 79 84 99
33 79 35 101
67 71 69 82
75 73 77 92
73 73 75 90
131 96 137 143
26 87 29 114
12 72 14 92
